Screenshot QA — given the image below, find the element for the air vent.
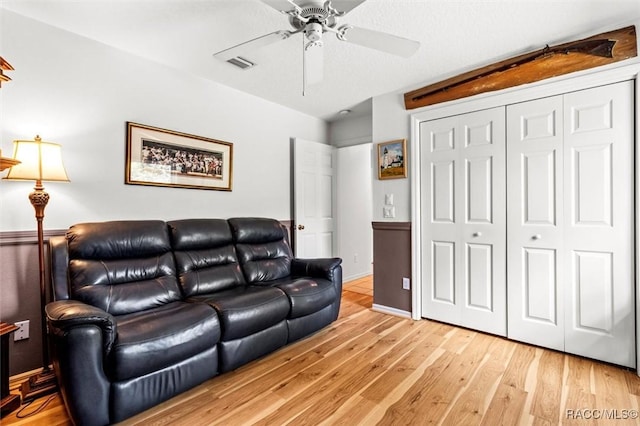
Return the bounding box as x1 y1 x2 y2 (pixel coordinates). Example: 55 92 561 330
227 56 255 70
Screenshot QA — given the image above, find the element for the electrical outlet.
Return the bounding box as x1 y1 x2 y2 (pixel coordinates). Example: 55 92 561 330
402 277 410 290
14 320 29 341
383 206 396 218
354 253 358 263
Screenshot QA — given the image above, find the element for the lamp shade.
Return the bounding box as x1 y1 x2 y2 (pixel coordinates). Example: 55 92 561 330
4 136 69 182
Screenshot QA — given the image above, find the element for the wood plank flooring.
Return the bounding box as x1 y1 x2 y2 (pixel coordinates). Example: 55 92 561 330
342 275 373 296
5 277 640 425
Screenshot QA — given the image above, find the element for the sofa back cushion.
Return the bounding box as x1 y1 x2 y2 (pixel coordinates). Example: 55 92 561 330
168 219 245 297
66 220 181 315
228 218 293 283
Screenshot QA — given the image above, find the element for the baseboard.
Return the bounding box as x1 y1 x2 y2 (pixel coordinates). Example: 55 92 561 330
9 366 50 385
372 304 412 319
342 271 373 283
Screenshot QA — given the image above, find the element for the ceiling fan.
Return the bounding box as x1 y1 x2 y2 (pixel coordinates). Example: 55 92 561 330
213 0 420 93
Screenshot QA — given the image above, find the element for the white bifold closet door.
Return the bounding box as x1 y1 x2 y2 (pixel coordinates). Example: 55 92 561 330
507 81 635 367
420 107 507 336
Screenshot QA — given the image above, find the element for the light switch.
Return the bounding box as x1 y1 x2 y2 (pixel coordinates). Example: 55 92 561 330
383 206 396 218
402 277 410 290
385 193 394 205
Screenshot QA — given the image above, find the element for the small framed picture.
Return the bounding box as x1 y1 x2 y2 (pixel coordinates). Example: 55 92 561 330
377 139 407 180
125 122 233 191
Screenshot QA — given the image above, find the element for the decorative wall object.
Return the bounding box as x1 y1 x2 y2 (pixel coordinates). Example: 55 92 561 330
126 122 233 191
0 57 14 87
0 149 20 171
377 139 407 180
404 25 637 109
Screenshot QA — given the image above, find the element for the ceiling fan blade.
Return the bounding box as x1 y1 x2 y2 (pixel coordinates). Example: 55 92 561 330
327 0 367 15
214 30 292 62
260 0 298 13
303 40 324 92
338 25 420 57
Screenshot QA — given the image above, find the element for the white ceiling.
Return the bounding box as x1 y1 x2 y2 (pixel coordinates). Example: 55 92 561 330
2 0 639 121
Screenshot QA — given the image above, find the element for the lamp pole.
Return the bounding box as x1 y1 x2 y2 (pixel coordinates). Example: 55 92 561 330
30 179 51 371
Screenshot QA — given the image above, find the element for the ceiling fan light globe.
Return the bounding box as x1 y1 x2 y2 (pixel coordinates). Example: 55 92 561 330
305 22 323 41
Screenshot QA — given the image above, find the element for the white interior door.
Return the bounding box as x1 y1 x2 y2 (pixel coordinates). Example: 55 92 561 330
420 106 507 336
293 138 336 258
506 95 565 351
562 81 635 368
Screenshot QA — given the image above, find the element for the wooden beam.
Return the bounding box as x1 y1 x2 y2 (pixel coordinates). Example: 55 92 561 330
404 25 637 110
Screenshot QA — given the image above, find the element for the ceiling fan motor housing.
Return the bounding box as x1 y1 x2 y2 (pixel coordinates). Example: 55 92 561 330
290 5 336 31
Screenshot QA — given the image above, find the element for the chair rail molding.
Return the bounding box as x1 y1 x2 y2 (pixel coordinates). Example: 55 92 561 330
0 229 66 246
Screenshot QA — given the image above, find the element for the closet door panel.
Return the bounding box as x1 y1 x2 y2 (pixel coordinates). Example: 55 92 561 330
421 116 462 324
523 150 557 225
466 157 493 223
571 144 612 226
459 108 506 335
421 107 506 336
466 243 493 311
572 250 613 332
432 241 456 304
432 160 455 223
523 247 558 324
507 96 565 351
563 81 635 368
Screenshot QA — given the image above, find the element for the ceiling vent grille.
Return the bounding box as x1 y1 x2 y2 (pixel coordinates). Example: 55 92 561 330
227 56 255 70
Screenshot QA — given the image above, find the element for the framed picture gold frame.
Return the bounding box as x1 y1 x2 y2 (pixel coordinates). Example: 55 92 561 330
125 122 233 191
377 139 407 180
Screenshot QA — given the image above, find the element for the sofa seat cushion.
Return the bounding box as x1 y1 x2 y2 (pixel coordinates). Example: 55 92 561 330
191 286 290 341
110 301 220 382
271 278 337 319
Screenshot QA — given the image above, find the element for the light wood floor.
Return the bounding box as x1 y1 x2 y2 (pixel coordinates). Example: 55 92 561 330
5 277 640 425
342 274 373 296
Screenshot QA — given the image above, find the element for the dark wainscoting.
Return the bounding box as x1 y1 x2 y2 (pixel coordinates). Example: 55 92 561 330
0 229 66 375
372 221 411 315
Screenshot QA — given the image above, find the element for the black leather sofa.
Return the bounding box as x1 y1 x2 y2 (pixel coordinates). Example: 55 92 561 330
46 218 342 426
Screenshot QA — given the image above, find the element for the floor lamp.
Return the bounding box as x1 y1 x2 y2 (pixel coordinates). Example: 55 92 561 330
4 135 70 401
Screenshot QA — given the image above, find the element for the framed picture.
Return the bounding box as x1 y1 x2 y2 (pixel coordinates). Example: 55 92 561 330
126 122 233 191
377 139 407 180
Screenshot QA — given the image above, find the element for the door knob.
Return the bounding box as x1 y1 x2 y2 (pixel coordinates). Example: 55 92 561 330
472 232 482 237
532 234 541 240
297 224 305 230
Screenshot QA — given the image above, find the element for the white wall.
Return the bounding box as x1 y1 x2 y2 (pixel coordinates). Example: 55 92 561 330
0 10 328 232
329 112 372 148
330 108 373 282
336 143 373 281
371 91 411 222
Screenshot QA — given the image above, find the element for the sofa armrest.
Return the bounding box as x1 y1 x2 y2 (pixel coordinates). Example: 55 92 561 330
46 300 117 354
291 258 342 281
45 300 113 426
